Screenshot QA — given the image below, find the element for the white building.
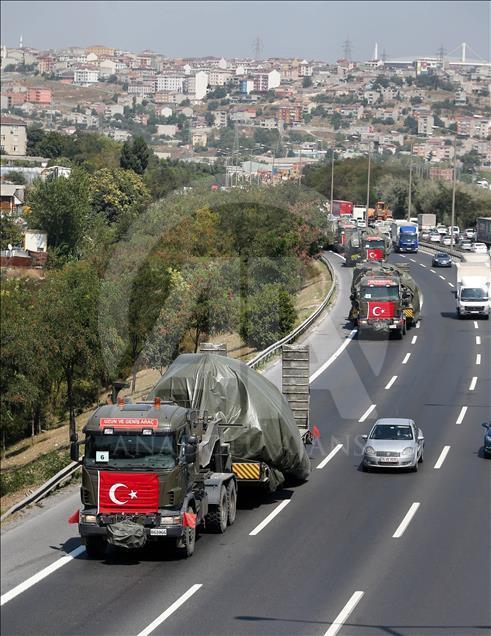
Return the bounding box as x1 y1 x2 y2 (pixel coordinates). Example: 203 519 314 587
99 59 117 77
418 115 434 135
208 69 233 87
156 124 178 137
73 68 99 85
156 75 185 93
185 71 209 100
104 103 125 118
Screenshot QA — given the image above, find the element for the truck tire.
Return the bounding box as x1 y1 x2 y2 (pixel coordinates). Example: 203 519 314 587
176 506 196 558
206 485 228 534
227 480 237 526
85 536 107 559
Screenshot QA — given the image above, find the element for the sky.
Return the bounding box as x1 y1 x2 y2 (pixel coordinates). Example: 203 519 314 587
1 1 490 62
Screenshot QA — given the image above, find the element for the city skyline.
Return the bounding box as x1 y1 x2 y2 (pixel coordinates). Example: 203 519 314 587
1 1 490 62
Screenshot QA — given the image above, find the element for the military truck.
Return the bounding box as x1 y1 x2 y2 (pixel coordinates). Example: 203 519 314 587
344 228 391 267
72 400 236 559
349 262 421 338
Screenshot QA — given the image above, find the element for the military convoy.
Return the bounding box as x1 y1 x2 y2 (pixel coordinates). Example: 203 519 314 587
344 227 392 267
72 351 311 559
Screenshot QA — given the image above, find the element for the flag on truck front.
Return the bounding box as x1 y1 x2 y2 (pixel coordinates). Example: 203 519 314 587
98 471 159 514
182 512 197 528
366 248 384 261
367 302 396 319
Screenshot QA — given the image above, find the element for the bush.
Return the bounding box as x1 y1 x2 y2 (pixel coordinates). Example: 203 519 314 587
0 449 70 498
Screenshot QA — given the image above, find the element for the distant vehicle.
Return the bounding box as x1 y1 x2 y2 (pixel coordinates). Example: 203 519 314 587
357 219 367 228
460 240 473 251
332 200 354 216
436 225 448 236
448 225 460 236
418 213 436 231
465 228 477 240
471 242 488 254
420 231 430 241
442 236 452 246
482 422 491 457
456 255 491 319
361 418 424 472
352 206 366 222
391 221 419 253
476 217 491 245
430 233 442 243
432 252 452 267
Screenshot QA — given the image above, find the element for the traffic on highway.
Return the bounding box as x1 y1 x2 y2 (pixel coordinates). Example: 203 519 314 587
1 216 489 636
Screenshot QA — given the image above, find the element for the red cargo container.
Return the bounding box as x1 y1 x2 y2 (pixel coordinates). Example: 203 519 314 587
332 200 354 216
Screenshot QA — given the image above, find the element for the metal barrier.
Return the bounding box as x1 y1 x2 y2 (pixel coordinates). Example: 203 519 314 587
1 255 336 522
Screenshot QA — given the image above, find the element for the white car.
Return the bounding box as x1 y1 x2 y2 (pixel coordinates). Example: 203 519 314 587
460 239 473 251
471 242 488 254
436 226 448 236
430 233 442 243
357 220 367 228
465 228 476 240
442 236 452 246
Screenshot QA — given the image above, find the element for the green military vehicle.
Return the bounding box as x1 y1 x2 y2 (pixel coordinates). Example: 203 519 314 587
72 399 236 559
348 262 421 338
344 228 392 267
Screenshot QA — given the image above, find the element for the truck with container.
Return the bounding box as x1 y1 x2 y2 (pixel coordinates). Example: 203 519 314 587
334 219 357 253
476 217 491 246
352 206 366 222
331 200 354 216
417 214 436 232
72 353 311 558
349 262 421 338
456 254 491 319
391 221 419 253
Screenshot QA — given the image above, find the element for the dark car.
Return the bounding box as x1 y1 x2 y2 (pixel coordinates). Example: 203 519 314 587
482 422 491 457
432 252 452 267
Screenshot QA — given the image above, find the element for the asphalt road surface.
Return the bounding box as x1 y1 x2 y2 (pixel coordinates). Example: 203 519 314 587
1 249 490 636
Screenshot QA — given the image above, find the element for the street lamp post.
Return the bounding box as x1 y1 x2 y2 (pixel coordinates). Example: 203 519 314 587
330 146 334 214
366 141 371 222
408 141 413 222
450 135 457 249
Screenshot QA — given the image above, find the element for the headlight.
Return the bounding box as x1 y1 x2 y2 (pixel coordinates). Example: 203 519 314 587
81 513 97 524
485 435 491 442
402 447 414 456
364 446 375 456
160 516 181 525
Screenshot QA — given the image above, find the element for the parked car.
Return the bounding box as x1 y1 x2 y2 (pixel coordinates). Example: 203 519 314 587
432 252 452 267
362 418 424 472
482 422 491 457
460 239 473 251
471 242 488 254
430 232 442 243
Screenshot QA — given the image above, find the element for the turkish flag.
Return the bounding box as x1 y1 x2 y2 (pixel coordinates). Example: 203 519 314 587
68 508 80 524
312 425 321 439
367 302 396 319
366 248 383 261
98 471 159 514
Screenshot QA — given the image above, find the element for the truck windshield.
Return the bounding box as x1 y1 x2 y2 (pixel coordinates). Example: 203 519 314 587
461 288 488 301
400 232 416 240
84 433 177 469
364 240 385 249
361 286 399 301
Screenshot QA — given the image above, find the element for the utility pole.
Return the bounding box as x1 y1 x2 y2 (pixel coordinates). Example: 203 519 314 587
330 146 335 214
408 142 413 221
451 136 457 248
366 141 371 222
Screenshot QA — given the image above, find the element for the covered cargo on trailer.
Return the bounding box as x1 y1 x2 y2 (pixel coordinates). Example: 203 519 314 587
148 353 311 488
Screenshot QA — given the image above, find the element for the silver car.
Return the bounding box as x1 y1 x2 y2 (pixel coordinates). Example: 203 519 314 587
362 418 424 472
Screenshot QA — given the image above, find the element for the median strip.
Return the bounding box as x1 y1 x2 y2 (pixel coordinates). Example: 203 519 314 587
392 502 420 538
434 446 451 470
316 444 344 470
249 500 290 536
136 584 203 636
324 591 365 636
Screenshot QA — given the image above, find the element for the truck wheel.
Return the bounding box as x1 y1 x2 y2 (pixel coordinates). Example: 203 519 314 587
206 485 228 534
85 536 107 559
227 480 237 526
176 506 196 558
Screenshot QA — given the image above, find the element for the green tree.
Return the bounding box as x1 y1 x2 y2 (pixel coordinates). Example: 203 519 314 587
0 216 23 249
302 76 313 88
90 168 151 228
240 284 297 349
120 136 151 174
27 171 93 257
4 171 26 185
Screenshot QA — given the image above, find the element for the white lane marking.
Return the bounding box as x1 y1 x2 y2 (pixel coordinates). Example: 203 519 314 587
430 269 436 273
385 375 398 390
324 591 365 636
400 254 406 258
402 352 411 364
0 545 86 606
249 500 290 536
392 502 420 538
448 282 454 288
456 406 468 425
474 321 479 329
419 263 426 268
476 354 481 365
409 258 416 262
416 321 420 329
469 377 478 391
309 330 357 383
476 336 481 345
434 446 451 470
439 275 445 280
411 335 417 344
316 444 344 470
358 404 376 423
136 584 203 636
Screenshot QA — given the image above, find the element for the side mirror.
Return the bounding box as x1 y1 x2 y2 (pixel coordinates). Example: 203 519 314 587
417 435 424 443
482 422 489 429
70 433 80 462
185 443 198 465
361 434 368 441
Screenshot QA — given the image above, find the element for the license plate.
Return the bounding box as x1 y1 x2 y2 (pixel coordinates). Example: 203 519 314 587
150 528 167 536
380 457 398 463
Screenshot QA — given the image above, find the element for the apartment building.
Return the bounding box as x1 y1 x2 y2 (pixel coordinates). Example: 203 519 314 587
73 68 99 85
156 75 185 93
0 116 27 155
26 87 52 104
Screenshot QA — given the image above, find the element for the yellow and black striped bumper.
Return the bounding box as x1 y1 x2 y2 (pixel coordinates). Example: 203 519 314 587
232 462 262 481
403 308 414 318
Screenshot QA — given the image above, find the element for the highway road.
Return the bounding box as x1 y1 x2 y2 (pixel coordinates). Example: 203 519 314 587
1 249 490 636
